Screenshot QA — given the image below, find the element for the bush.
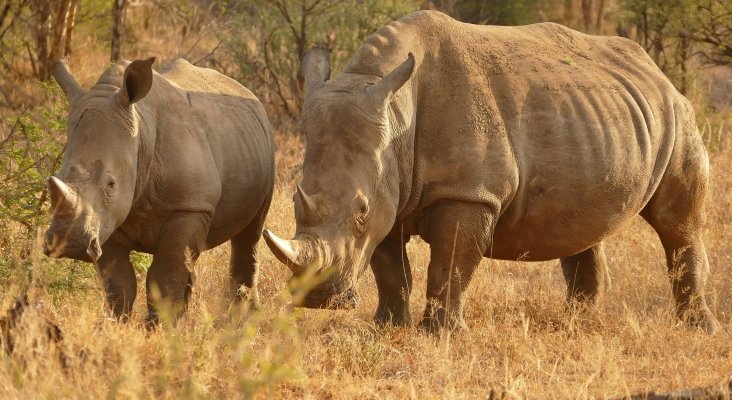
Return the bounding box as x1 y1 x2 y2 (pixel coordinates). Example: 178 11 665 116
214 0 418 119
0 82 67 233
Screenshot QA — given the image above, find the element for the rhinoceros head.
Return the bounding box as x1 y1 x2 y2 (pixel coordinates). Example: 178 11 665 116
264 48 414 308
43 58 155 262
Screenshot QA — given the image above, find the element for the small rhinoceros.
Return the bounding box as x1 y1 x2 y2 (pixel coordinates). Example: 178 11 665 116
263 11 719 333
44 58 274 325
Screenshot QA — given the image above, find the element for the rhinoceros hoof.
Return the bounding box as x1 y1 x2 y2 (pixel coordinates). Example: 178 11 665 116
144 313 160 331
683 310 721 335
374 309 412 327
418 311 469 334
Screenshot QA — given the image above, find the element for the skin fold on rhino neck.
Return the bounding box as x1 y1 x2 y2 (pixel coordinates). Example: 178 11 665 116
383 104 417 219
127 94 157 207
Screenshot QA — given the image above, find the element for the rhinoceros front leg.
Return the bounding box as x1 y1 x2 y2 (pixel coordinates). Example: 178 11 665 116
560 242 609 306
419 201 494 332
95 240 136 321
145 212 210 327
371 233 412 326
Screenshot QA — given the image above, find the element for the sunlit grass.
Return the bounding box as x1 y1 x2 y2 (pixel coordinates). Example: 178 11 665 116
1 131 731 399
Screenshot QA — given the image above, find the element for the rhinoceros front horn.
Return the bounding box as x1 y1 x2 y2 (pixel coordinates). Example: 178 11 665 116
263 229 320 275
48 176 78 213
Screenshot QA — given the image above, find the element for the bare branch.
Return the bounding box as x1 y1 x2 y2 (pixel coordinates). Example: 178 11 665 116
192 40 223 66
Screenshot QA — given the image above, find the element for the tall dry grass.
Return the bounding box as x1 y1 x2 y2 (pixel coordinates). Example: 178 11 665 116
1 130 731 399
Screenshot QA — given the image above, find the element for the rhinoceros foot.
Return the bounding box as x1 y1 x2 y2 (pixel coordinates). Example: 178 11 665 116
682 306 721 335
419 306 469 334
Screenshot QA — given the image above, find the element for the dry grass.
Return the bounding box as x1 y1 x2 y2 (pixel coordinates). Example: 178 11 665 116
1 133 731 399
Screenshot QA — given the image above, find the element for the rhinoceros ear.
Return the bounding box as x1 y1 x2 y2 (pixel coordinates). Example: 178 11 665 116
366 53 414 108
117 57 155 107
53 58 85 103
301 47 331 102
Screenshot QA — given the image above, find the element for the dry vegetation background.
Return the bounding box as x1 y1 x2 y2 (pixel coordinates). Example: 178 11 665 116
1 0 732 398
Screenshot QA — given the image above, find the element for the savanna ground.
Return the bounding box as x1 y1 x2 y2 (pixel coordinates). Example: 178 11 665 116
2 1 732 399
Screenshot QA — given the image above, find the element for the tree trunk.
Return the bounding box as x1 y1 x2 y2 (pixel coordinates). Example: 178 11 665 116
677 34 691 95
32 0 50 80
111 0 127 62
64 0 78 56
48 0 71 65
581 0 593 32
564 0 576 26
595 0 605 33
29 0 75 81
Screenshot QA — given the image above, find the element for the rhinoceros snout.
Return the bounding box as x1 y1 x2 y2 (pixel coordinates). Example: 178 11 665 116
43 229 101 263
43 231 53 256
42 230 64 257
86 237 101 261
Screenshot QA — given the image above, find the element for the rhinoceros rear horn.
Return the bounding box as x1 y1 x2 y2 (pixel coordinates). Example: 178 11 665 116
118 57 155 107
296 184 317 219
301 47 331 101
53 58 84 103
48 176 78 213
366 53 415 108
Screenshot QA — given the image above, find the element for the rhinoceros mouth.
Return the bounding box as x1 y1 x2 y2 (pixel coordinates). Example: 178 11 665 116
297 287 358 310
43 233 101 263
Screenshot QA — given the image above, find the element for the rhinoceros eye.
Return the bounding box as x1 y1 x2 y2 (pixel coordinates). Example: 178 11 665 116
356 211 368 225
103 177 116 199
353 195 369 230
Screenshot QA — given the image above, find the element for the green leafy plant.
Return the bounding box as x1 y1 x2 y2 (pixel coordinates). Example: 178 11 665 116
0 81 67 232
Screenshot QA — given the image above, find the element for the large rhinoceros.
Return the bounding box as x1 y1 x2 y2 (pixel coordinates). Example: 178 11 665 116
264 11 719 333
45 58 274 325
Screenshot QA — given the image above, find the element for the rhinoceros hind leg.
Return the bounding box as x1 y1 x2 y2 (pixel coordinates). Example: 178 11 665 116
145 212 209 328
371 233 412 326
418 201 494 333
643 220 719 334
229 199 270 305
641 161 719 334
95 241 136 321
560 242 609 306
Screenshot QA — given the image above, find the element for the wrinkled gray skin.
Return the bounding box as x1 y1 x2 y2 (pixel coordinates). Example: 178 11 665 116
45 58 274 325
264 11 719 333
